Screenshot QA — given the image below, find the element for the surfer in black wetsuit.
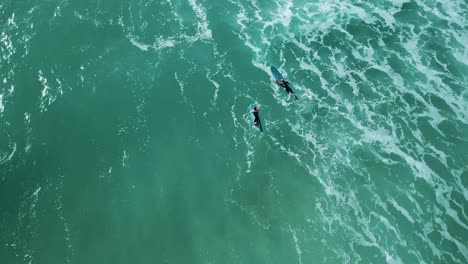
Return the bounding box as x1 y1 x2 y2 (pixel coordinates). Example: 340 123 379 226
252 107 260 125
243 106 262 131
244 106 260 125
275 79 298 100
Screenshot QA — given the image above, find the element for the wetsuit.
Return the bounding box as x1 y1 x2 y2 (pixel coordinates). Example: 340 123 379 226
277 80 298 100
253 110 260 124
280 81 294 94
252 110 263 131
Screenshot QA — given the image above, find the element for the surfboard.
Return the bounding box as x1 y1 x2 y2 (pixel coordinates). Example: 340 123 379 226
270 66 299 100
249 104 263 132
270 66 284 81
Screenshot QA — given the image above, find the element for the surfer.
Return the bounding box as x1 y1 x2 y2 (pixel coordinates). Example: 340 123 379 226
244 106 260 125
275 80 298 100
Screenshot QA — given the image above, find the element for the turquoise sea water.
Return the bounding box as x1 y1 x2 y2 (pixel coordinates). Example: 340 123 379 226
1 0 468 263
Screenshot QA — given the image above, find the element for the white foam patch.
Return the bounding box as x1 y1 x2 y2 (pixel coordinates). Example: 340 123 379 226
389 199 415 224
39 71 49 101
405 192 424 217
129 37 150 51
435 216 468 262
356 120 438 184
391 0 411 7
243 128 256 174
53 6 61 18
452 168 468 201
371 211 401 241
275 0 294 27
32 187 41 197
122 150 128 167
1 31 15 60
188 0 212 40
0 143 16 165
99 166 113 179
0 94 4 113
434 184 468 231
401 31 468 125
30 187 41 219
38 70 63 112
8 84 14 95
174 72 195 116
55 174 73 263
385 251 403 264
288 225 303 264
374 8 396 28
7 12 17 27
175 72 185 96
154 36 176 49
297 57 329 89
24 113 32 153
206 70 220 106
266 129 344 201
122 0 213 52
230 104 240 130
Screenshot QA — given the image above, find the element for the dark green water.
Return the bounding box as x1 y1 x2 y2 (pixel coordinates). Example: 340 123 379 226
1 0 468 263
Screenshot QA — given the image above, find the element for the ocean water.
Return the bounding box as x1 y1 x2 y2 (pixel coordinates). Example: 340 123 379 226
1 0 467 263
